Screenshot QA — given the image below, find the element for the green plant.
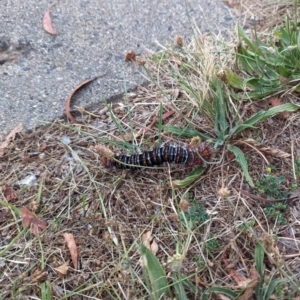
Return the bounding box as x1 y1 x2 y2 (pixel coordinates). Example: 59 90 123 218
294 157 300 179
205 233 220 251
229 19 300 99
254 242 285 299
238 220 255 233
264 202 289 224
256 174 287 199
179 201 210 229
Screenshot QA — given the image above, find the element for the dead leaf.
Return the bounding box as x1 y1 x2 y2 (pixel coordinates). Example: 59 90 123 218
4 184 15 201
19 206 47 235
125 50 136 61
65 74 106 124
40 142 47 151
142 231 152 249
43 4 58 35
268 97 283 107
0 123 23 157
141 231 159 255
150 239 159 255
228 269 247 284
54 261 69 278
63 233 78 270
239 138 290 158
31 269 48 283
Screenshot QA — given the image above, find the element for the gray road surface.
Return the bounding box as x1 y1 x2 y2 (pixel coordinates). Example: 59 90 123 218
0 0 237 138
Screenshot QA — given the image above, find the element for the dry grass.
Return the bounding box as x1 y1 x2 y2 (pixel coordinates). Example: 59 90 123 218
1 2 300 300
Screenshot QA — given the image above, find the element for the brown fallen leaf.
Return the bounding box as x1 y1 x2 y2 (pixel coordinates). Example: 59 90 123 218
4 183 15 202
24 269 48 283
40 141 47 151
236 266 259 300
0 123 23 157
65 74 106 124
20 206 47 235
238 138 290 158
63 233 78 270
43 4 58 35
142 231 159 255
54 261 69 278
268 97 283 107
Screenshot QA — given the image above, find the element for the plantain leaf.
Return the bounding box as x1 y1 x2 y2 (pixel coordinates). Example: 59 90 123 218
173 167 205 188
229 103 299 137
140 244 171 299
254 242 264 279
227 145 254 187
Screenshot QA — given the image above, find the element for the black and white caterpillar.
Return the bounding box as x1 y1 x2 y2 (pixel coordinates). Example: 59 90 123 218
98 142 212 170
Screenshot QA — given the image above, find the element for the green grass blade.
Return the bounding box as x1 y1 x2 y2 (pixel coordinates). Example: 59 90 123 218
229 103 299 137
264 279 285 300
173 277 189 300
238 25 264 57
227 145 254 187
162 125 211 140
213 78 229 141
140 244 171 299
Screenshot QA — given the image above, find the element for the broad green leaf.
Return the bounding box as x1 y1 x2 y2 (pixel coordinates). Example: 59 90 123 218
173 167 205 188
254 242 264 278
140 244 171 299
227 145 254 187
229 103 299 137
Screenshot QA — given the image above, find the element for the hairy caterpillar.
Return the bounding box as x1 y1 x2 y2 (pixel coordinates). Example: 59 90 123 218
96 142 212 170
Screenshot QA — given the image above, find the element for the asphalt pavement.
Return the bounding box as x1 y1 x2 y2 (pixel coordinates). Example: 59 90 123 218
0 0 237 138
